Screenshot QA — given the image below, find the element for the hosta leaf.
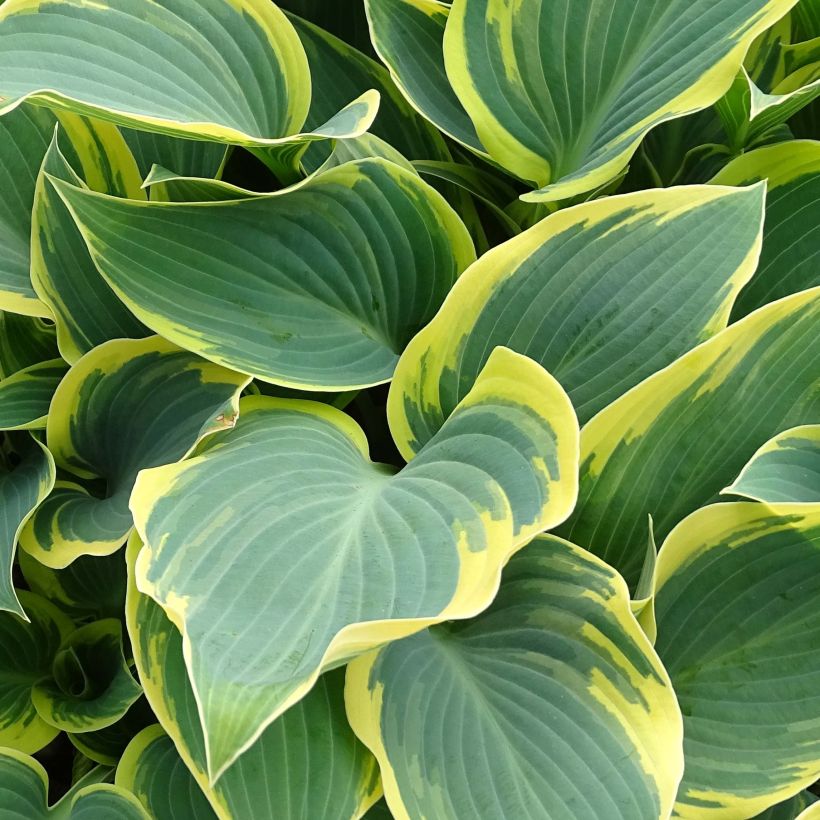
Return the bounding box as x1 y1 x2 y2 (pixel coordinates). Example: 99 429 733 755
126 536 382 819
116 725 218 820
654 503 820 818
560 286 820 587
0 361 68 431
711 140 820 318
32 129 149 363
279 0 376 57
0 105 55 316
630 519 659 643
346 535 683 820
718 46 820 149
0 591 72 753
68 698 156 767
31 618 141 733
0 314 58 378
723 424 820 503
140 166 266 202
131 346 579 780
365 0 486 153
285 11 449 172
0 0 311 147
52 112 144 200
51 158 475 390
413 159 524 238
120 129 227 182
794 0 820 39
744 12 792 88
390 183 766 451
0 436 55 616
19 548 126 623
0 747 148 819
19 336 248 568
441 0 794 200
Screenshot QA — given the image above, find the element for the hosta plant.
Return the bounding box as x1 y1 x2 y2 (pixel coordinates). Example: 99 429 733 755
0 0 817 818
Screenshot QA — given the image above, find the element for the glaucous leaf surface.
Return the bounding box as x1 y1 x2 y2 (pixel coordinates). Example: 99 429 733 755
131 347 579 779
347 535 683 820
0 0 311 146
560 286 820 586
655 503 820 818
50 158 475 389
32 129 149 363
711 140 820 318
390 183 766 449
126 537 382 819
723 424 820 503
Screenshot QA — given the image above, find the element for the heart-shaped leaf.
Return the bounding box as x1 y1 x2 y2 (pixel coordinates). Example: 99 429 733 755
347 535 683 820
125 536 382 819
131 346 579 780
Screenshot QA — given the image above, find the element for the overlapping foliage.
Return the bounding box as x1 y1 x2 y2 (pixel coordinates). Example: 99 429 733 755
0 0 817 818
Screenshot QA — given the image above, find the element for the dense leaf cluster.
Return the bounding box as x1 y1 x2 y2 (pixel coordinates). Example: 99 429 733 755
0 1 817 818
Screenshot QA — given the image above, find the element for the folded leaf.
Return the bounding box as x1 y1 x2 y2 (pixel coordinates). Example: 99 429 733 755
0 314 58 377
0 746 148 818
0 591 73 753
0 0 311 147
286 11 449 171
31 618 142 733
560 286 820 586
0 436 55 616
126 536 382 819
654 503 820 818
0 361 68 431
723 424 820 504
131 346 579 780
390 183 766 452
120 129 227 182
0 105 55 316
346 535 683 820
19 336 249 568
68 698 155 767
32 129 149 363
51 158 474 389
364 0 485 153
117 725 218 820
717 64 820 149
711 140 820 319
442 0 795 200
